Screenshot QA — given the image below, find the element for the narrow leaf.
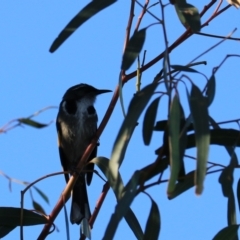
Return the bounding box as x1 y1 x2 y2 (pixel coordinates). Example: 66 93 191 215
168 171 195 200
219 166 234 198
33 186 49 204
237 178 240 211
171 65 200 73
121 28 147 70
18 118 48 128
0 207 47 226
206 74 216 106
175 2 201 32
32 201 46 215
142 97 161 145
110 83 158 180
227 190 237 225
212 225 239 240
188 84 209 195
91 157 143 239
167 95 181 195
50 0 117 52
143 197 160 240
103 171 140 240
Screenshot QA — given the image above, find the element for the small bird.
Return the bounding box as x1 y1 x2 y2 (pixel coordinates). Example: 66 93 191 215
56 83 111 237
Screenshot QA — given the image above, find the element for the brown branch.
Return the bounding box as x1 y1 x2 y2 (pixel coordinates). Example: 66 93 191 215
123 0 135 52
135 0 149 32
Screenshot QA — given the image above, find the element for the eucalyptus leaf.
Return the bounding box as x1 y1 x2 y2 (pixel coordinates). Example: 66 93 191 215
18 118 48 128
142 97 161 145
167 95 181 195
188 84 209 194
121 28 147 71
50 0 117 52
174 2 201 32
143 197 161 240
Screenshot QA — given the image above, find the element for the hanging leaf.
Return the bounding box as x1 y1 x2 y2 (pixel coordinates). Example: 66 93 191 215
174 2 201 32
18 118 48 128
143 197 161 240
167 95 181 195
188 84 209 195
32 201 46 215
103 171 140 240
212 225 239 240
121 28 147 71
237 178 240 211
168 171 195 200
206 74 216 106
227 190 237 225
110 83 158 179
219 166 234 198
142 97 161 145
91 157 143 239
50 0 117 52
33 186 49 204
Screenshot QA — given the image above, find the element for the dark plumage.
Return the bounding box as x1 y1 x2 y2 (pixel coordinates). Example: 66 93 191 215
56 83 111 237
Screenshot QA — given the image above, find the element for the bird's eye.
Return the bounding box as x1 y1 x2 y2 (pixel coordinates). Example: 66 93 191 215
64 100 77 115
87 106 96 115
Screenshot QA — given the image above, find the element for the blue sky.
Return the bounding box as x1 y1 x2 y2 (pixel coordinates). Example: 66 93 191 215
1 1 240 239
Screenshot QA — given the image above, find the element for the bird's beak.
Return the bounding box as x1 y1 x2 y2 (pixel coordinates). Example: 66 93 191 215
95 89 112 95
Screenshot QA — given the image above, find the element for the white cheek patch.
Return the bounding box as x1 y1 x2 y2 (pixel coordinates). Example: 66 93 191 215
61 121 71 139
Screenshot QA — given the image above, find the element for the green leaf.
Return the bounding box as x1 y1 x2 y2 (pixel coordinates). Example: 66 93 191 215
103 171 140 240
121 28 147 71
143 197 160 240
188 84 209 195
32 201 46 215
0 226 16 238
219 166 234 198
125 209 143 240
171 65 200 73
168 171 195 200
163 50 170 94
174 2 201 32
110 83 158 179
0 207 47 226
91 157 124 199
33 186 49 204
212 225 239 240
228 190 237 225
142 97 161 145
237 178 240 211
206 74 216 106
18 118 48 128
91 157 143 239
49 0 117 52
167 95 181 195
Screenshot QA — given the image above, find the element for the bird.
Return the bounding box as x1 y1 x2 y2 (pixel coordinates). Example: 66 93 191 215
56 83 111 238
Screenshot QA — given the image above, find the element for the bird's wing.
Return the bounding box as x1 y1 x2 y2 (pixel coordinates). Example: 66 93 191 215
56 119 69 183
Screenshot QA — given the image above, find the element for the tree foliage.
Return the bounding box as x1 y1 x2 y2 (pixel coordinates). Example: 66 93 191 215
1 0 240 239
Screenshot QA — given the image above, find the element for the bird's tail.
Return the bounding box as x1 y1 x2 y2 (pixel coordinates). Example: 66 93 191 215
70 176 91 238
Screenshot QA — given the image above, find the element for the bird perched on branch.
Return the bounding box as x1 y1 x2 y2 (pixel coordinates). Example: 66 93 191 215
56 83 111 238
